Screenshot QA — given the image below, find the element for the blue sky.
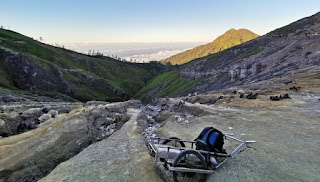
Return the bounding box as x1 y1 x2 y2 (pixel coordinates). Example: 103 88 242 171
0 0 319 43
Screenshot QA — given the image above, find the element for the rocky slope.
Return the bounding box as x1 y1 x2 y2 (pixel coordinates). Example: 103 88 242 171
138 12 320 102
0 29 165 102
1 69 319 182
160 28 259 65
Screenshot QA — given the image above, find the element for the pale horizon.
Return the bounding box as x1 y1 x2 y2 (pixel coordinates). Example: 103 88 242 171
1 0 320 44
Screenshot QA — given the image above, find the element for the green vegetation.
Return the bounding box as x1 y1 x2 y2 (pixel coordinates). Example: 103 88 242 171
240 47 264 58
0 28 166 102
0 62 13 89
134 70 197 102
161 28 259 65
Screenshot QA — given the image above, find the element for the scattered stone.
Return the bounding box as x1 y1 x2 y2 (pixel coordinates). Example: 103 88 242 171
289 86 301 91
239 93 245 98
270 93 291 101
232 90 237 94
48 110 58 118
0 119 5 135
85 101 109 106
238 90 245 94
283 80 293 84
38 113 52 123
178 100 185 107
246 92 259 99
21 108 43 118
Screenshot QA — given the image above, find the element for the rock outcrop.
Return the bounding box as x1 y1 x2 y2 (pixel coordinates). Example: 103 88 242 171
0 102 83 137
39 108 163 182
0 100 140 182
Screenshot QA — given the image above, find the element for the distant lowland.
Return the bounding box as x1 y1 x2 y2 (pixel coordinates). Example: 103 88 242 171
63 42 204 63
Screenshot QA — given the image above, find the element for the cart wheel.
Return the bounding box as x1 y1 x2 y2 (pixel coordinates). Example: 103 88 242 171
162 137 186 147
172 149 207 182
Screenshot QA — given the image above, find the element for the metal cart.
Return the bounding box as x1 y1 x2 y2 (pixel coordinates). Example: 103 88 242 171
147 135 255 182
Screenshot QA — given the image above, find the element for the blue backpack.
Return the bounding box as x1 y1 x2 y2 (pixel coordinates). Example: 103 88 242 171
195 127 225 153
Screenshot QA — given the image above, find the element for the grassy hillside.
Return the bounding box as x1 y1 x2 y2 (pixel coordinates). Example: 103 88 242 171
0 29 165 101
134 70 198 102
161 28 259 65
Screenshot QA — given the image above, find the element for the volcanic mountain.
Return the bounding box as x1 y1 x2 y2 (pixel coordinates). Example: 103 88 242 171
138 12 320 101
160 28 259 65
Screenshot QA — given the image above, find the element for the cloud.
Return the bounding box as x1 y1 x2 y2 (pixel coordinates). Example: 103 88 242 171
63 42 204 62
124 49 188 63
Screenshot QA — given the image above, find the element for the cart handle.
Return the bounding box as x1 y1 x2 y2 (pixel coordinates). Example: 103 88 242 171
224 133 234 136
245 140 256 144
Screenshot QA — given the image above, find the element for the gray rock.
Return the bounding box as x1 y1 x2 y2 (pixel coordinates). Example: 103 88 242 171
47 110 58 118
38 113 52 123
85 101 109 106
0 119 5 135
21 108 43 118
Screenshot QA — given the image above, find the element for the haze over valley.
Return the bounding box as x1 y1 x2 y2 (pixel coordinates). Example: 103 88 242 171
63 42 204 62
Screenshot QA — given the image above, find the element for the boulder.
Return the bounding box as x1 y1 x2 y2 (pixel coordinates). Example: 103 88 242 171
21 108 43 118
0 119 5 135
38 113 52 123
47 110 58 118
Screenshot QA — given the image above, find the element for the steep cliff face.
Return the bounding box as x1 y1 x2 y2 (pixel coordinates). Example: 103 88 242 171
0 49 70 94
139 12 320 101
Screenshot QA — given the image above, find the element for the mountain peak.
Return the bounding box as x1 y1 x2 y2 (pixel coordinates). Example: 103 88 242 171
226 28 237 32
